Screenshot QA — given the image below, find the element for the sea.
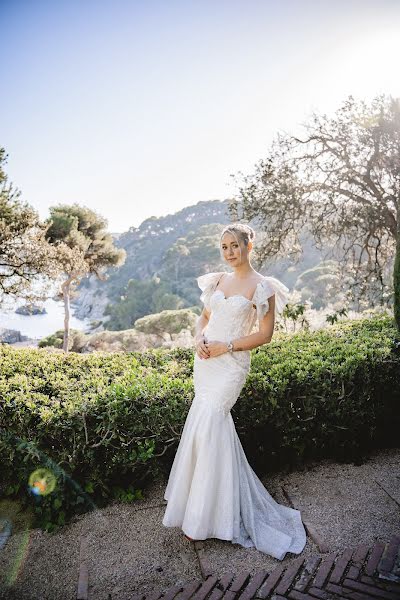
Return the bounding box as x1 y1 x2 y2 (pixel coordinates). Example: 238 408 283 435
0 298 91 340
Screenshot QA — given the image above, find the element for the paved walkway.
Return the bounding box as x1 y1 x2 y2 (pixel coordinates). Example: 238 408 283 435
128 536 400 600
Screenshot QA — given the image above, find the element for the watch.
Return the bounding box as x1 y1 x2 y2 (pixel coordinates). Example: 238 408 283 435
226 341 234 353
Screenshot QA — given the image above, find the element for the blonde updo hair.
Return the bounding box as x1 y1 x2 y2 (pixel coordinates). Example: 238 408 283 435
219 223 256 262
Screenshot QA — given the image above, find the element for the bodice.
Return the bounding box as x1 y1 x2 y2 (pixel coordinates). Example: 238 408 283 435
203 289 258 343
196 271 290 346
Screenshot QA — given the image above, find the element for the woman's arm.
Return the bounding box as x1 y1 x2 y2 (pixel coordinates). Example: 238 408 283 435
194 308 211 359
232 294 276 351
194 307 210 342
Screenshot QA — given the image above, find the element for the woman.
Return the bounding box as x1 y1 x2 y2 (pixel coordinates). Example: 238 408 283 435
162 223 306 560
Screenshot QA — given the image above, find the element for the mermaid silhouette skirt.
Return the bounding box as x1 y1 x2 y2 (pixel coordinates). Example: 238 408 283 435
162 349 307 561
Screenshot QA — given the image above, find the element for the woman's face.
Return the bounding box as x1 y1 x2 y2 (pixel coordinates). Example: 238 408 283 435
221 231 246 265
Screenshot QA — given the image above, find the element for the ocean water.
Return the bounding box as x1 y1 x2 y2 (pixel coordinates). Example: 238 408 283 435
0 298 91 340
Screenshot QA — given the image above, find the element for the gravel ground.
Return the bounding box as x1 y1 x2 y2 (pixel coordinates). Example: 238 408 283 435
0 447 399 600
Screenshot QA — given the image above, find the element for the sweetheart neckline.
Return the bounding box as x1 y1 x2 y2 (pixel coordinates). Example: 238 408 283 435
212 288 258 305
212 275 264 303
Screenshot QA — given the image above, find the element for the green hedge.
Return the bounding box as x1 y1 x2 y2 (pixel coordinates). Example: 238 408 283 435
1 315 399 532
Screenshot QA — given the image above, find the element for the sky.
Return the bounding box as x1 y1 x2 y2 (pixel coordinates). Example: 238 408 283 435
1 0 400 233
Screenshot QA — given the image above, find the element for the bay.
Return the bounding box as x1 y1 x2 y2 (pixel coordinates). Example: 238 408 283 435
0 298 91 340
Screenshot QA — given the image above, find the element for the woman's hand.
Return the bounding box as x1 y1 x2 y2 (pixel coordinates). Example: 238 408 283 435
203 340 228 358
195 334 210 359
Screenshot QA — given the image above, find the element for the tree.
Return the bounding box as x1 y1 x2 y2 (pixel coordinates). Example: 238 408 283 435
45 204 126 352
230 95 400 329
104 277 184 331
0 148 58 302
134 308 197 341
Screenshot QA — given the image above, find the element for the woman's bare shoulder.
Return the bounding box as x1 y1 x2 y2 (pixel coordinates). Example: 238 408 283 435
251 271 267 284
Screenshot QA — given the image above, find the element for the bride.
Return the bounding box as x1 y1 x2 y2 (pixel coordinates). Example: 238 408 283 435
162 223 307 560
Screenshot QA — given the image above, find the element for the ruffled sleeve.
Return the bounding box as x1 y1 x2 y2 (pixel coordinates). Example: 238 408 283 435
252 275 290 321
196 271 224 310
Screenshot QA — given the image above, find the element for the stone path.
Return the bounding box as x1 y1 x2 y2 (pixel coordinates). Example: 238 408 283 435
127 535 400 600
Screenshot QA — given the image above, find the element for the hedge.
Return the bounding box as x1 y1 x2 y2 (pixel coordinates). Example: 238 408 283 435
1 315 399 532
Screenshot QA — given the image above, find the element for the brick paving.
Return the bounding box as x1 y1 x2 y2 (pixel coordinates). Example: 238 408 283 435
127 535 400 600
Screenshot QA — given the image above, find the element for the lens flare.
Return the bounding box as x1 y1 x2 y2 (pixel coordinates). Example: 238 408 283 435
28 468 57 496
0 429 108 591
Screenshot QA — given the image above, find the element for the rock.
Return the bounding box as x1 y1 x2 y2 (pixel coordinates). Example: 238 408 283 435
162 328 194 349
0 328 29 343
72 276 110 320
85 319 108 334
80 329 162 353
15 304 47 315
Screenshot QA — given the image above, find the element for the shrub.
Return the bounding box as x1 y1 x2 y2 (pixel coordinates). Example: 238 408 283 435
1 315 399 532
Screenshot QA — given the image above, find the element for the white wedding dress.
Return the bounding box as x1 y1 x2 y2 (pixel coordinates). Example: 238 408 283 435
162 272 307 560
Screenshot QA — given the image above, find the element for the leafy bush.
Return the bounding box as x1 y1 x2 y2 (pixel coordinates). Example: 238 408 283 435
134 308 197 338
1 315 399 533
38 329 88 352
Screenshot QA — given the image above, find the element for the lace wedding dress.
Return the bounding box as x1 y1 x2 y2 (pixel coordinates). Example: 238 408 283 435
162 272 307 560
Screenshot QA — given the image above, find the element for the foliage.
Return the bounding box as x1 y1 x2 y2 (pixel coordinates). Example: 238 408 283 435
1 315 399 533
237 315 400 472
45 203 127 350
230 95 399 327
38 329 87 352
281 302 310 332
0 148 59 302
294 260 341 309
45 204 126 280
326 308 348 325
134 308 197 339
104 277 184 330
